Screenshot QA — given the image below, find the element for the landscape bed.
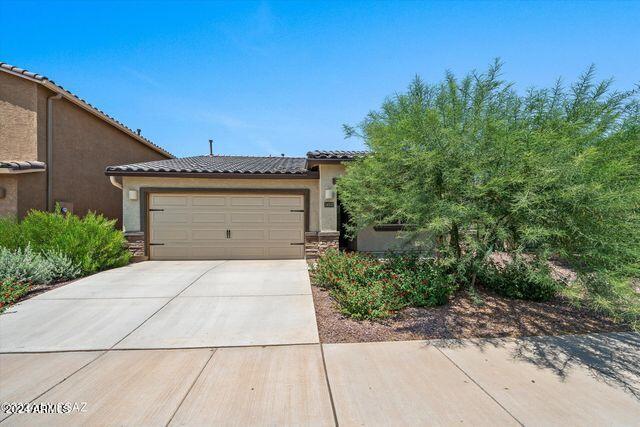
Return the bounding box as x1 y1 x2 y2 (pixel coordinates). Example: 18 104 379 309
311 285 630 343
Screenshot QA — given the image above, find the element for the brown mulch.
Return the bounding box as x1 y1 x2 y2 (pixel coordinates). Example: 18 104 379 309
312 285 631 343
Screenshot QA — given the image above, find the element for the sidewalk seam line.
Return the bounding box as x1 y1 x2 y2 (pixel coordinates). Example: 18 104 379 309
164 348 217 427
109 261 229 349
320 344 340 427
434 346 524 426
0 350 107 424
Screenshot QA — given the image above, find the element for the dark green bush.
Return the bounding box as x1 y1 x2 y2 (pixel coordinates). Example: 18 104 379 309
0 209 130 275
0 217 21 249
311 249 456 319
477 256 558 302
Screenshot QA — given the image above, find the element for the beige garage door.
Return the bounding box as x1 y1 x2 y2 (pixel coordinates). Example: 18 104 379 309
148 193 305 260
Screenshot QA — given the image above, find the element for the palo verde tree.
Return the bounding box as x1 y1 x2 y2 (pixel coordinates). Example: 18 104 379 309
339 60 640 278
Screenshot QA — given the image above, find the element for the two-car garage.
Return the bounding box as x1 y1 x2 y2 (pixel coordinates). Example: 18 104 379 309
147 192 306 260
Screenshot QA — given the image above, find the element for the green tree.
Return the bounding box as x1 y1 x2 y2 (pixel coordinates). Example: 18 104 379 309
339 60 640 278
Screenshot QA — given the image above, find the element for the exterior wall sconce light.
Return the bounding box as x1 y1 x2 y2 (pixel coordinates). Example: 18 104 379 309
324 189 335 200
128 190 138 200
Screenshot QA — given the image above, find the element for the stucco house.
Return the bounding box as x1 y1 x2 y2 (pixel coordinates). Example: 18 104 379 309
0 62 172 223
106 151 411 260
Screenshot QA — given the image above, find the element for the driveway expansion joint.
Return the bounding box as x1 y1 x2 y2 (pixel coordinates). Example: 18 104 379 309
108 261 230 350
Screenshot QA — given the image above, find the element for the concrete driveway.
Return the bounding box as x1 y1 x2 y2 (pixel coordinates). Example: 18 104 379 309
0 260 318 352
1 260 639 425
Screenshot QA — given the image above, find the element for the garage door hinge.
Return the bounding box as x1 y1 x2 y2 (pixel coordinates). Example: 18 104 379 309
149 243 165 246
149 208 164 212
290 209 304 212
290 242 305 245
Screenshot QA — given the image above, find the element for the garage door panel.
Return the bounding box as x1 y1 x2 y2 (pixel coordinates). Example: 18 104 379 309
193 212 226 223
231 229 267 240
192 229 227 240
230 212 265 223
192 196 226 206
151 195 188 206
151 245 189 259
269 229 304 240
191 246 229 259
230 196 266 207
268 246 304 259
269 212 303 223
268 196 303 208
153 229 190 241
153 211 189 224
230 247 266 259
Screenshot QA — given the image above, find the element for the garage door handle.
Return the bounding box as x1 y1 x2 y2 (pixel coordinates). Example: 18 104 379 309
290 209 304 212
149 209 164 212
149 243 165 246
290 242 304 245
226 229 231 239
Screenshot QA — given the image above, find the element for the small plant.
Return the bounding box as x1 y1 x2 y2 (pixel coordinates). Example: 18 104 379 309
0 245 54 285
477 256 558 302
44 250 82 281
0 278 30 313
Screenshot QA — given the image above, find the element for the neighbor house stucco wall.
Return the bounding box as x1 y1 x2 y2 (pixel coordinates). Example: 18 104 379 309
0 175 18 217
48 98 169 224
0 70 170 223
121 176 321 233
0 72 38 161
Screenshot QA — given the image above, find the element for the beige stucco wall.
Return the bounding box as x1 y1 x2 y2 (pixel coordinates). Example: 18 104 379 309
121 176 321 233
356 226 433 254
0 72 38 161
0 175 18 217
319 164 344 232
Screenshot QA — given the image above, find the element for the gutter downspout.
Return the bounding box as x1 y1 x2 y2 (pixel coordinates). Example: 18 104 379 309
109 175 123 189
46 93 63 211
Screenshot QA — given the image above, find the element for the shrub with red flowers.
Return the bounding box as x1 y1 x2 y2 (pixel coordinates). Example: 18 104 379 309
0 279 30 312
311 249 456 319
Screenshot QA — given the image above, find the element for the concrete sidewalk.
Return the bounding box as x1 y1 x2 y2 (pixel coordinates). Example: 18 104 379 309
2 333 638 425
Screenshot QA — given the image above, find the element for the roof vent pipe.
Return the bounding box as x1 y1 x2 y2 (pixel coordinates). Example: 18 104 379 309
209 139 213 156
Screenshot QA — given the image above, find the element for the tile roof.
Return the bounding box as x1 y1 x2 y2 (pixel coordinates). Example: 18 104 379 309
106 155 309 175
0 160 46 172
0 62 172 158
306 150 367 160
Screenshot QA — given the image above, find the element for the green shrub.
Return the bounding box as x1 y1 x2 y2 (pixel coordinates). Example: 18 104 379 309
311 249 456 319
477 256 558 302
0 245 54 285
0 216 21 249
17 209 130 274
562 273 640 330
0 278 31 313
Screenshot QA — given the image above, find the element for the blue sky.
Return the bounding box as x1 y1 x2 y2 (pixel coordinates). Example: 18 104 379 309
1 1 638 158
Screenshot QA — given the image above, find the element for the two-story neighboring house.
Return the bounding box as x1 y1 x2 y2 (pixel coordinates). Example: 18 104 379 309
0 62 172 224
